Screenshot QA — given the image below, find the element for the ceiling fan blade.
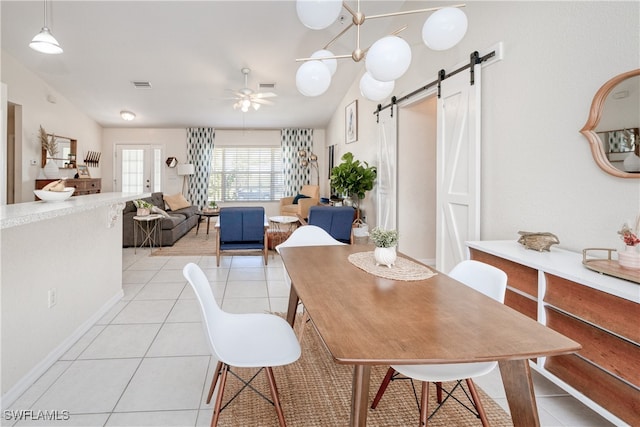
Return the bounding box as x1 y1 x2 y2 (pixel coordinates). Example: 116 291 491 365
252 98 274 105
253 92 277 99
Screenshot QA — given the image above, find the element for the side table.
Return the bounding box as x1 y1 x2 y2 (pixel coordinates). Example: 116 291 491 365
268 215 299 251
196 209 220 236
133 214 163 253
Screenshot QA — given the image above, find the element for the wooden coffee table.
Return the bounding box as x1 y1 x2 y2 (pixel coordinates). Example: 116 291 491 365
196 209 220 236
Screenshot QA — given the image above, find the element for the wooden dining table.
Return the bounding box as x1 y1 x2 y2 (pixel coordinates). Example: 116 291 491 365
280 244 581 427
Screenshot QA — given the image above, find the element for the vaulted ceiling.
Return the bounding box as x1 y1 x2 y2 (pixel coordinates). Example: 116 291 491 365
1 1 413 129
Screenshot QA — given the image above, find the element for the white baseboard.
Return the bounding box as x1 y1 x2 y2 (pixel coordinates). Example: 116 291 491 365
0 290 124 410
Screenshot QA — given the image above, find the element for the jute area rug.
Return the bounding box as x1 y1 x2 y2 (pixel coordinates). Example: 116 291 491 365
214 319 513 426
151 226 216 256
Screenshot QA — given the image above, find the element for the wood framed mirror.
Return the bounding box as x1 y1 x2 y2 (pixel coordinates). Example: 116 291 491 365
580 69 640 178
41 135 78 169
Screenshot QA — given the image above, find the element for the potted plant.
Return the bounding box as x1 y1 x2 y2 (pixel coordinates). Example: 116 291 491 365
370 227 398 268
39 125 60 179
133 199 154 216
330 152 377 215
207 200 218 211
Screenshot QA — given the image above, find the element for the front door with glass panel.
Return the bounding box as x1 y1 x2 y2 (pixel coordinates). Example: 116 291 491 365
115 144 162 193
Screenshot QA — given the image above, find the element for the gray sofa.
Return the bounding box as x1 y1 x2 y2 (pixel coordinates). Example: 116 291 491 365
122 192 199 247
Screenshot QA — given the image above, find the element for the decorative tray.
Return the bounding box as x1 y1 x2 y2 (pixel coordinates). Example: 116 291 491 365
582 248 640 284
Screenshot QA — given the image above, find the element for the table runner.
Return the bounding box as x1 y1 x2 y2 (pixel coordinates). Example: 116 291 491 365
348 251 437 281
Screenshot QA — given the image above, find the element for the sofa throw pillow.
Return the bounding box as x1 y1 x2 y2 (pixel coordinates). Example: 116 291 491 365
151 206 171 218
293 194 310 204
163 193 191 211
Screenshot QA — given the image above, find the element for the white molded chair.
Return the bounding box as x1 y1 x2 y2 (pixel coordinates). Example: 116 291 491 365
183 263 301 427
370 260 508 426
276 225 346 341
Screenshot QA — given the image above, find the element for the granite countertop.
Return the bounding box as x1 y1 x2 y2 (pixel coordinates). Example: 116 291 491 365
0 192 146 229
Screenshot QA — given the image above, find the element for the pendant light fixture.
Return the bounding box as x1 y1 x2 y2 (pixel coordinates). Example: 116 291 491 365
295 0 468 101
29 0 63 54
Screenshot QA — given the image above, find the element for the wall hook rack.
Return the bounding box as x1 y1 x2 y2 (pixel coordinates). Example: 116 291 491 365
84 151 101 167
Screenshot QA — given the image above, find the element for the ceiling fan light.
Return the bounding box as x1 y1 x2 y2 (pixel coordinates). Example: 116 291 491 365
296 60 331 97
241 99 251 109
29 27 63 54
311 49 337 76
360 72 395 102
422 7 468 51
296 0 342 30
252 102 260 111
365 36 412 82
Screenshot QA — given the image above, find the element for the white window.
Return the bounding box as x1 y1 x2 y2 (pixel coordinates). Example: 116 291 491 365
209 146 283 202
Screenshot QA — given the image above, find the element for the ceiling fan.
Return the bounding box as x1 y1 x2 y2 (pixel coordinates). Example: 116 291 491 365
229 68 276 112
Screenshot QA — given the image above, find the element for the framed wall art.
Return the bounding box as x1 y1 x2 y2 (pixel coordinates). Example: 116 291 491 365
345 100 358 144
76 164 91 178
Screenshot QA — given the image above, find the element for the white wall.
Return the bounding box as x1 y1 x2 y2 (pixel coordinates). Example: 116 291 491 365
324 1 640 253
1 206 123 397
1 52 103 203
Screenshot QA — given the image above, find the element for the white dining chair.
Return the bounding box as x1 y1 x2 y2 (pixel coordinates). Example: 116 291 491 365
276 225 346 341
370 259 508 426
183 263 301 427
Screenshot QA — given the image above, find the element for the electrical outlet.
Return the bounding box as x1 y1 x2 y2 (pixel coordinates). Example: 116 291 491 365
48 288 57 308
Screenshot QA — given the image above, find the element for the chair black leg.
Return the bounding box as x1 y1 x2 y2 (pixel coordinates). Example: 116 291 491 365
465 379 490 426
206 361 223 404
265 367 287 427
371 367 396 409
211 364 229 427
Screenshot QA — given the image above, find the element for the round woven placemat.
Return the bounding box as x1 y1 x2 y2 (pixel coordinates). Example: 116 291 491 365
348 251 437 281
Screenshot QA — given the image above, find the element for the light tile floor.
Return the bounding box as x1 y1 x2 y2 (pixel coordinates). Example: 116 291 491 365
3 248 614 427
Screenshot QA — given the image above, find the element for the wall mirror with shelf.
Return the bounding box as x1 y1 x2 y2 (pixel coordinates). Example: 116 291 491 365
41 135 77 169
580 69 640 178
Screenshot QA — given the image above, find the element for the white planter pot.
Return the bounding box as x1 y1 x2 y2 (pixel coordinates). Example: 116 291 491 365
374 246 397 268
43 159 60 179
618 245 640 270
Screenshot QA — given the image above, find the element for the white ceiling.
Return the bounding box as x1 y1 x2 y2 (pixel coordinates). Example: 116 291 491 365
1 1 415 129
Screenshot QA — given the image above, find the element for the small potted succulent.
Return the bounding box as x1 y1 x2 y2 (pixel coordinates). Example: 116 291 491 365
133 199 153 216
207 200 218 211
370 227 398 268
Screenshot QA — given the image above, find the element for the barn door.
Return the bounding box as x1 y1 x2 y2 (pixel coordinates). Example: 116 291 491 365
436 65 481 272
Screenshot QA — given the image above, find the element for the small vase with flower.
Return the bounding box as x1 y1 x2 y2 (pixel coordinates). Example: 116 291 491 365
617 218 640 270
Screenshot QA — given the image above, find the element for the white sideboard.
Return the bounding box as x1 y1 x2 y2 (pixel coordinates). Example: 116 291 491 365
467 240 639 426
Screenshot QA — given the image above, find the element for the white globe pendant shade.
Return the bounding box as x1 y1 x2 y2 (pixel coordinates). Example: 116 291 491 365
296 60 331 97
365 36 412 82
296 0 342 30
422 7 468 51
311 49 337 76
359 72 395 102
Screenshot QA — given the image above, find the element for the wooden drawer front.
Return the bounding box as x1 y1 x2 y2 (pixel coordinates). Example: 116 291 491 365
469 249 538 298
545 354 640 425
544 273 640 343
505 289 537 320
545 306 639 387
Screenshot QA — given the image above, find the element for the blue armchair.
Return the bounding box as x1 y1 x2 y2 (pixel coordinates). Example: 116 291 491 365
216 207 268 267
305 206 356 244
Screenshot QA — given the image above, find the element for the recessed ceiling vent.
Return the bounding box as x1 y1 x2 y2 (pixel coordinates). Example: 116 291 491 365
132 81 152 89
259 83 276 89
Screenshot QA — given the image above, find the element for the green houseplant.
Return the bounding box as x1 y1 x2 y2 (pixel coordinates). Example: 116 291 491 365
369 227 398 268
330 152 377 212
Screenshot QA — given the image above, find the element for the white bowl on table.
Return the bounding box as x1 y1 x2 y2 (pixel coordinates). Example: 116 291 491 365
34 187 75 202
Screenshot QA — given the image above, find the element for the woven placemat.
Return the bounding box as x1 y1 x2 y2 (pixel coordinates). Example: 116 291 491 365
348 251 437 281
